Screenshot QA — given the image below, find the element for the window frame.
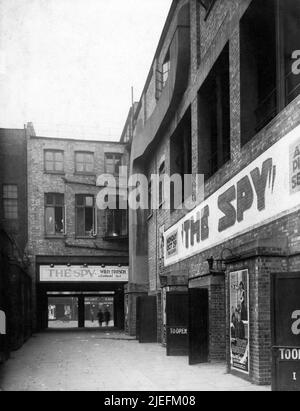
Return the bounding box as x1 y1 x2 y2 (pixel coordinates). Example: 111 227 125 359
75 194 97 238
2 184 18 220
104 195 128 240
162 52 171 88
104 153 123 176
44 149 65 174
74 151 95 175
44 193 66 237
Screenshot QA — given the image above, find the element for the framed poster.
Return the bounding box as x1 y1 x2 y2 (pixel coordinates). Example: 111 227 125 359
230 270 250 374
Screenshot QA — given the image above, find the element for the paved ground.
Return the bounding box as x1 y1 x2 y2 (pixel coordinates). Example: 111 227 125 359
0 331 270 391
48 320 115 329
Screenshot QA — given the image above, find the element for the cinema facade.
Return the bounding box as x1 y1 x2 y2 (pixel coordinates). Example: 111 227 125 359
126 0 300 385
27 133 129 331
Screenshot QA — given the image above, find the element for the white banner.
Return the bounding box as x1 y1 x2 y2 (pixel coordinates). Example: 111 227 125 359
39 265 128 283
164 124 300 266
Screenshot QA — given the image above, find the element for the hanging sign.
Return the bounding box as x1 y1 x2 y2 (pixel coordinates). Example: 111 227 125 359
39 265 128 283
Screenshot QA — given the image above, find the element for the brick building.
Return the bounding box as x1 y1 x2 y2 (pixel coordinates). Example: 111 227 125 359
0 126 32 362
127 0 300 385
27 133 129 331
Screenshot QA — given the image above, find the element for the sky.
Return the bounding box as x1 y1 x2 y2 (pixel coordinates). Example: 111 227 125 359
0 0 172 140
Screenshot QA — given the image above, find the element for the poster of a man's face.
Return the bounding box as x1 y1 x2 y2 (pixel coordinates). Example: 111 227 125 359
230 270 249 374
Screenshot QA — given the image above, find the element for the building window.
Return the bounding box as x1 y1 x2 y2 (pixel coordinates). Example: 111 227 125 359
240 0 277 146
156 51 171 99
75 195 97 237
105 196 128 239
3 185 18 220
170 108 192 208
45 194 65 236
240 0 300 146
283 0 300 105
105 153 122 176
162 52 170 88
44 150 64 173
75 152 94 174
159 161 165 208
198 43 230 180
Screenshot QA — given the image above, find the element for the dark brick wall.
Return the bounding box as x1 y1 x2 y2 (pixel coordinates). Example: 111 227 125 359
128 0 300 384
209 282 226 361
0 128 28 252
0 128 31 361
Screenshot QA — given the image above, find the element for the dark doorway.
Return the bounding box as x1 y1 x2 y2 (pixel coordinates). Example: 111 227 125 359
166 292 188 356
136 296 157 343
189 288 209 365
272 273 300 391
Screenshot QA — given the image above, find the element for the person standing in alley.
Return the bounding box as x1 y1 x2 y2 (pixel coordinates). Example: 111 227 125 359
104 308 111 327
97 309 103 327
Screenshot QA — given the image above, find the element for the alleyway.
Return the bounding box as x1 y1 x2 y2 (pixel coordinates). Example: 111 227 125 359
0 331 270 391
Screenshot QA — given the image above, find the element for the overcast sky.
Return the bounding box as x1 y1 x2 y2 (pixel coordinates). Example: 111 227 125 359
0 0 172 140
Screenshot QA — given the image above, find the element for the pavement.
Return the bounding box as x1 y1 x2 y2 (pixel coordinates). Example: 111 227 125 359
48 320 115 329
0 331 270 391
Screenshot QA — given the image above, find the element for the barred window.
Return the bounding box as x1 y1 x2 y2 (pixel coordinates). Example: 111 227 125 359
75 152 94 174
3 185 18 219
44 150 64 173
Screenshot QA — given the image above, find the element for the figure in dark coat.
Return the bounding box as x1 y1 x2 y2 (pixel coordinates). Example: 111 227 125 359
97 310 104 327
104 309 111 326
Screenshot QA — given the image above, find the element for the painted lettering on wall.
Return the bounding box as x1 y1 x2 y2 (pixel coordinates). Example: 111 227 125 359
290 139 300 194
39 265 129 283
180 159 276 250
218 159 275 233
164 125 300 266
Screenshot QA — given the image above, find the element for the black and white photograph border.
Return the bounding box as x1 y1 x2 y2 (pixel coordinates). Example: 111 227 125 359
1 0 300 394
